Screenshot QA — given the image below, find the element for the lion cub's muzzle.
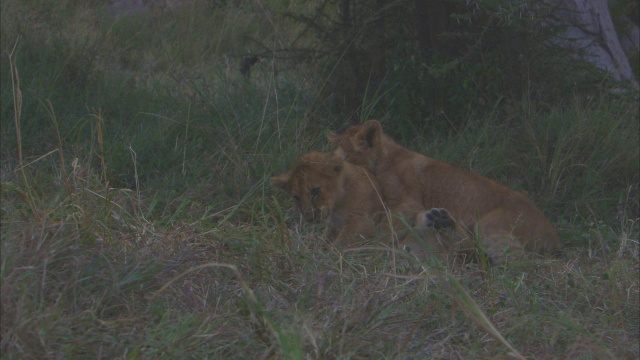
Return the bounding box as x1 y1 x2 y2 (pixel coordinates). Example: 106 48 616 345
302 206 328 223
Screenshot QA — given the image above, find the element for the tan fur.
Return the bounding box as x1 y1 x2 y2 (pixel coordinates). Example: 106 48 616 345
330 120 562 263
271 151 385 246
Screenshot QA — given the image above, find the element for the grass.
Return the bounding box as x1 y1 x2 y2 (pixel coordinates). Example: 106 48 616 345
1 1 639 359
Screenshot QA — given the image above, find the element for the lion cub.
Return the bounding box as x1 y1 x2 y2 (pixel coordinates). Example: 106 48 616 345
331 120 562 263
271 151 385 246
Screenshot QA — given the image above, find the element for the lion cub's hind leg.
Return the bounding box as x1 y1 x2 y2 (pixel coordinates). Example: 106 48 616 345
414 208 476 262
476 208 527 265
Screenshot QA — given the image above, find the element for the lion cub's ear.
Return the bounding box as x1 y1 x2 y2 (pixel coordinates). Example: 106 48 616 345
270 171 292 192
328 135 347 159
358 120 383 149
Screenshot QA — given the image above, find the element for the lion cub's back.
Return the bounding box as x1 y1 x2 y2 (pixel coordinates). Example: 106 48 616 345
337 162 386 220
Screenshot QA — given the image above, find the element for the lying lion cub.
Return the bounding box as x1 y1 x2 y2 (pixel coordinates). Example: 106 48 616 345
331 120 561 263
271 151 385 246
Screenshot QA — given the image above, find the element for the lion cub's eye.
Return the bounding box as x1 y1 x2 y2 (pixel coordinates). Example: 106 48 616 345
310 187 321 197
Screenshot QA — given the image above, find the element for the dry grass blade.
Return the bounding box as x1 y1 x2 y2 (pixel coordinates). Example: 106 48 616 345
148 262 258 305
92 109 108 183
11 149 58 174
8 38 39 220
446 274 525 360
46 100 73 197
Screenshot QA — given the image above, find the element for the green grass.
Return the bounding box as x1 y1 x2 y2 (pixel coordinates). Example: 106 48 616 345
1 1 638 359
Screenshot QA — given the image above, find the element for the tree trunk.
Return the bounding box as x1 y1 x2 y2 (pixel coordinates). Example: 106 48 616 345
549 0 639 88
414 0 452 53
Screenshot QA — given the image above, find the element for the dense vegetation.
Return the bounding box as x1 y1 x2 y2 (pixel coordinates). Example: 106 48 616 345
1 1 638 358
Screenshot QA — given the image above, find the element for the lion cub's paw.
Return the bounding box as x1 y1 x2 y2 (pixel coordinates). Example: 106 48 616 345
423 208 455 230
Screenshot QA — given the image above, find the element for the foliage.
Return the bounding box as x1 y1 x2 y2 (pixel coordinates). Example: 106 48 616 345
609 0 640 81
255 0 617 127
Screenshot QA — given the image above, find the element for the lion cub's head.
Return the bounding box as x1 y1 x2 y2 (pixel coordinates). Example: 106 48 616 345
329 120 385 170
271 152 346 223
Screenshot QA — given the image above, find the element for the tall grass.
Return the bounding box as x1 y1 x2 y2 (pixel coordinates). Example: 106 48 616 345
1 1 638 359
